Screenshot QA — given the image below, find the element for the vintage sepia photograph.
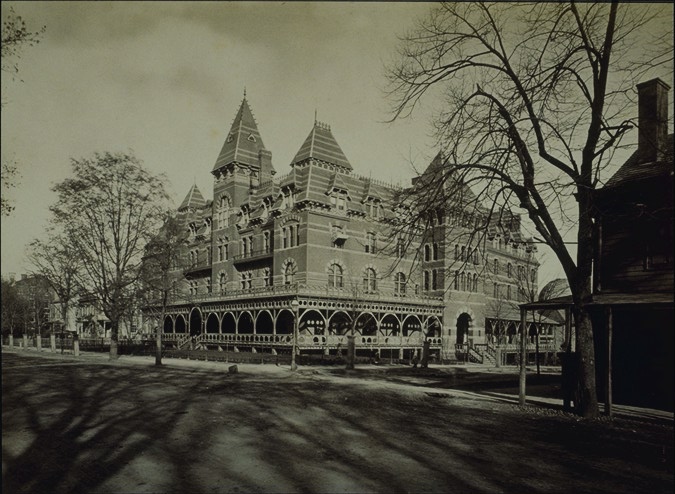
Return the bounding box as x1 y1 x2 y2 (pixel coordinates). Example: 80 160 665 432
2 2 673 493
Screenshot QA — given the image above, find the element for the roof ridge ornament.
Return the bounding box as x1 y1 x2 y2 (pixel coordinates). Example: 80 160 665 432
315 120 331 131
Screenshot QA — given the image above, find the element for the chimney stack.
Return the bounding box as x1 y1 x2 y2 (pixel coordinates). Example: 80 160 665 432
636 78 670 164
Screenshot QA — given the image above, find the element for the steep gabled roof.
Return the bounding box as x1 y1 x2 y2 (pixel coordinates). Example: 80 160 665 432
291 121 352 170
178 184 206 211
326 173 351 195
603 134 674 189
362 179 383 202
213 96 268 171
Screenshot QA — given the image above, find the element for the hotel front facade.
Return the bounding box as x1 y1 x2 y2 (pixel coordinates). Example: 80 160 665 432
143 96 541 361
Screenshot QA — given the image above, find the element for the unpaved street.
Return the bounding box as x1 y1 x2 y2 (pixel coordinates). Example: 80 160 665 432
2 350 673 494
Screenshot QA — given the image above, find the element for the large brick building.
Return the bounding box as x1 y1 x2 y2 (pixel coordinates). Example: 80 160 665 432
147 95 541 361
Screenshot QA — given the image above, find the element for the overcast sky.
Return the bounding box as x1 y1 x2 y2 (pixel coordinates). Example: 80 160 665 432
2 1 444 276
2 1 671 287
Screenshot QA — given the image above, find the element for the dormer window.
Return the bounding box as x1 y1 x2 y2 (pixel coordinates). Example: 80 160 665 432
365 199 381 219
330 190 347 211
247 133 257 142
226 133 234 143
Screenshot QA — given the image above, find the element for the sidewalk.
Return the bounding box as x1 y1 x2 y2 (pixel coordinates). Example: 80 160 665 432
3 345 672 423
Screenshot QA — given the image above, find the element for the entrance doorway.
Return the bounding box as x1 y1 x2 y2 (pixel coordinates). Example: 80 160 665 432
456 313 471 345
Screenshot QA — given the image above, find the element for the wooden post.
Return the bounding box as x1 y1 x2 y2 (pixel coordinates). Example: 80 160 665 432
563 307 572 411
518 308 527 406
606 306 613 417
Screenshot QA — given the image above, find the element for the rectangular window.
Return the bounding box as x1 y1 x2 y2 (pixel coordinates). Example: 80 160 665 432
366 233 376 254
263 231 270 253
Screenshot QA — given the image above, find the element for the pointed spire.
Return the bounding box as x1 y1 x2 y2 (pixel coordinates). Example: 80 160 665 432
291 120 352 171
178 183 206 211
212 95 270 172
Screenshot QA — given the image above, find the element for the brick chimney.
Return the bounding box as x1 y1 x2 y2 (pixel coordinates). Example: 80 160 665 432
636 78 670 164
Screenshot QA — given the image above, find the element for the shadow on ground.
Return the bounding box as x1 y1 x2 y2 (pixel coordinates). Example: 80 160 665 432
2 352 673 494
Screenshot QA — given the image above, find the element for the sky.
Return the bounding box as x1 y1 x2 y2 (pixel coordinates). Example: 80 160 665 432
1 1 672 287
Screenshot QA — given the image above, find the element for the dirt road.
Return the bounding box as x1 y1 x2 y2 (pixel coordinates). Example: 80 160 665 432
2 350 672 493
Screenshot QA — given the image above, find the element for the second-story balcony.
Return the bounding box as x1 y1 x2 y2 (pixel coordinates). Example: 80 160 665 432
184 262 212 277
232 248 273 265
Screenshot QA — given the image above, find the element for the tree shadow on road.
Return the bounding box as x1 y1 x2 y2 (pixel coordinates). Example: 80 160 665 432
2 353 673 494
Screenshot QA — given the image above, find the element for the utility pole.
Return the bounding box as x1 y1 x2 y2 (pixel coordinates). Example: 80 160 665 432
290 298 299 371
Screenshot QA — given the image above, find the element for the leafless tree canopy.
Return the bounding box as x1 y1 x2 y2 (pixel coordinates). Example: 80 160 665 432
386 1 673 418
389 3 671 279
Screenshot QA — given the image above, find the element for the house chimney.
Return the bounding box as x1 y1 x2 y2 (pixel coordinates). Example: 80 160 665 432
636 78 670 164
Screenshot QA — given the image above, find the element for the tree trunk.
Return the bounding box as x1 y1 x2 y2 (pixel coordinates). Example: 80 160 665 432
572 187 599 418
109 319 119 360
574 306 598 417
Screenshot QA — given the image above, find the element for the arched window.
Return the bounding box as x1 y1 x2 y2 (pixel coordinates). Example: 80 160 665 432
423 270 430 291
507 263 512 277
454 244 459 260
424 244 431 261
454 271 459 290
473 273 478 293
284 264 295 285
328 263 344 288
460 246 466 261
494 258 499 275
282 223 300 249
395 272 406 295
433 243 439 260
432 269 438 290
262 268 272 287
363 268 377 293
240 271 252 290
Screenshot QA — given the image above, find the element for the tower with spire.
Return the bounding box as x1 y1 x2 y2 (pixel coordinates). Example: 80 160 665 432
212 93 275 211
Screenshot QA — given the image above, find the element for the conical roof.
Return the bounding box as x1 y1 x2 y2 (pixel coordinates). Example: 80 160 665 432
178 184 206 211
213 97 268 171
291 121 352 170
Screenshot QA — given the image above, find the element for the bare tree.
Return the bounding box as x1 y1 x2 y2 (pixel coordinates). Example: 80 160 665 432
1 7 45 214
1 6 45 78
386 2 673 418
28 232 82 337
1 161 19 217
50 151 170 359
139 213 187 365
